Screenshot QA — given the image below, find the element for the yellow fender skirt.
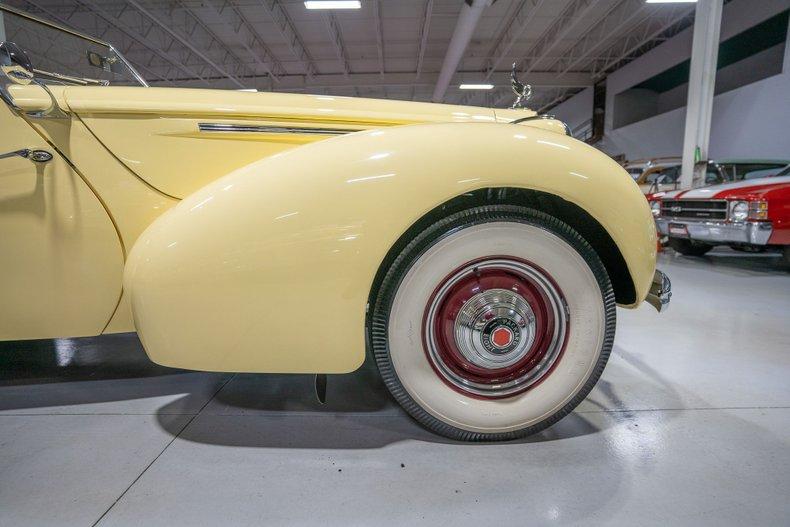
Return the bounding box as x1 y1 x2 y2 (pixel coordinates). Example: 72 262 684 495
124 122 656 373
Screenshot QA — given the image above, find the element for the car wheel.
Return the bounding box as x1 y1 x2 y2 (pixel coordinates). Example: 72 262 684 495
369 205 616 441
783 246 790 266
668 238 712 257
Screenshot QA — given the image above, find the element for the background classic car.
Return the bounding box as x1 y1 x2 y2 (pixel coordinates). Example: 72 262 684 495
0 6 667 441
638 159 789 195
650 172 790 263
623 156 681 180
638 162 682 194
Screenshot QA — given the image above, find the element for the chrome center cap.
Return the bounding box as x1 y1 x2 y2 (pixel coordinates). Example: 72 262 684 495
483 318 520 353
454 288 536 369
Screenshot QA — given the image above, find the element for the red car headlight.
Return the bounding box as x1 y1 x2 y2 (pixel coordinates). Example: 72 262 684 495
650 200 661 217
729 199 769 221
749 200 768 220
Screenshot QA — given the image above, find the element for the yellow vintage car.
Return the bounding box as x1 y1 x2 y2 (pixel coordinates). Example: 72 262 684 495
0 6 669 441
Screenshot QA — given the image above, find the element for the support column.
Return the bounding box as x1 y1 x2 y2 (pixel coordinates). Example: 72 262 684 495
431 0 490 103
679 0 723 189
783 10 790 73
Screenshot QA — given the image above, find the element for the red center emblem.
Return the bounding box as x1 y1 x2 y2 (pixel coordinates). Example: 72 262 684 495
491 327 513 348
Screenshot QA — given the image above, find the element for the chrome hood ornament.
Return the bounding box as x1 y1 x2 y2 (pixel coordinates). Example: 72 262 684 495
510 62 532 109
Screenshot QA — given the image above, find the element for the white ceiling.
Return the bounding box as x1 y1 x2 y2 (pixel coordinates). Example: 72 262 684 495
4 0 698 109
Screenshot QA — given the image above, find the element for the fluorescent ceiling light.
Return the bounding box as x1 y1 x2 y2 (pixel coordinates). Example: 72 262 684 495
305 1 361 9
459 84 494 90
646 0 697 3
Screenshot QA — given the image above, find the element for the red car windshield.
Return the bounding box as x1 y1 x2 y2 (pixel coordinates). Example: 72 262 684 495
715 163 787 182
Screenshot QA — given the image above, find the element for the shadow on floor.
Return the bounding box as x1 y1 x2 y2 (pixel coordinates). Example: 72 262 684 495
0 334 222 412
154 352 609 448
0 334 656 448
664 248 789 277
582 344 686 418
0 333 177 384
164 404 608 449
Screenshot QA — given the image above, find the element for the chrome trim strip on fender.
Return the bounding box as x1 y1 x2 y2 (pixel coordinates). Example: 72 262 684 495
646 269 671 313
198 123 362 135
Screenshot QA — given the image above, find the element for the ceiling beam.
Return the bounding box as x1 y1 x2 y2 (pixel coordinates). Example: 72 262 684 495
75 0 210 85
537 4 693 111
258 0 317 77
323 12 351 76
146 70 593 91
126 0 245 88
11 1 167 83
520 0 599 75
591 3 694 78
545 0 650 75
176 1 260 85
208 1 287 83
373 0 385 75
415 0 434 78
485 0 599 107
482 0 547 80
457 0 546 106
432 0 490 102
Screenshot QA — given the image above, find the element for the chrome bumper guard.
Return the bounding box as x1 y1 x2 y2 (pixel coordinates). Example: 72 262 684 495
656 219 772 245
646 270 671 313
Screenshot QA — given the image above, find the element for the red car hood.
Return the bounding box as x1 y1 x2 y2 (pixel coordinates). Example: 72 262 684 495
656 175 790 200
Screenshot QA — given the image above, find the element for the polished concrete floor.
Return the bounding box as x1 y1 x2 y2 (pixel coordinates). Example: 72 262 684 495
1 248 789 526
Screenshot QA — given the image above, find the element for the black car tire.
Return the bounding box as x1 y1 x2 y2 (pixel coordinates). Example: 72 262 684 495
369 205 616 441
668 237 713 257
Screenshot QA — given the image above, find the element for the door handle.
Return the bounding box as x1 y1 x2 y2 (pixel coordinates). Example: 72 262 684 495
0 148 53 163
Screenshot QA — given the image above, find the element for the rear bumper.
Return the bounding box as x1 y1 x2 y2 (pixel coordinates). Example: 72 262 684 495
646 269 671 313
656 218 773 245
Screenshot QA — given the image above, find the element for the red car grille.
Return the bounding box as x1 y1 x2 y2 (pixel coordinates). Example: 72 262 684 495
660 199 728 220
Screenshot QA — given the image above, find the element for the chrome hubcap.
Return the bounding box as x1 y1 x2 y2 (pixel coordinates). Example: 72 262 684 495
454 288 537 369
423 258 568 398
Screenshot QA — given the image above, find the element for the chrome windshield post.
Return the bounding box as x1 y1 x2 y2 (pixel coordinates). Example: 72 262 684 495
109 45 149 88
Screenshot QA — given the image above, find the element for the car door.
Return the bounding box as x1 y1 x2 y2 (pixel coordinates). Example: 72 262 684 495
0 104 123 340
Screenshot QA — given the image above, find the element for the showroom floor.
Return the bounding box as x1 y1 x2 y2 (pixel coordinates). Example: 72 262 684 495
1 248 788 526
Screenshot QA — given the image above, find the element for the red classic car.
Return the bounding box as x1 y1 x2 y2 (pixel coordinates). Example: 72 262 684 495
649 170 790 264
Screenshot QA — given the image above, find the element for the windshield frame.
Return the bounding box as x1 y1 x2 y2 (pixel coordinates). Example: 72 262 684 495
0 4 148 87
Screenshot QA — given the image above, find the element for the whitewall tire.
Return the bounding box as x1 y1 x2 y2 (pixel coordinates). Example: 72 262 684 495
369 205 616 441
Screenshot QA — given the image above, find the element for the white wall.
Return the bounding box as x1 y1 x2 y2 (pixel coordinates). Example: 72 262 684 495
551 86 592 134
554 0 790 161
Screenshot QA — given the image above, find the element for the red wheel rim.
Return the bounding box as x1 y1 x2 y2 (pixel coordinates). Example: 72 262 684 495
422 257 569 399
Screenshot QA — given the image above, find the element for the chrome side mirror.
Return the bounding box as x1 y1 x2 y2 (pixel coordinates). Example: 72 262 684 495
1 41 34 85
0 41 67 118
